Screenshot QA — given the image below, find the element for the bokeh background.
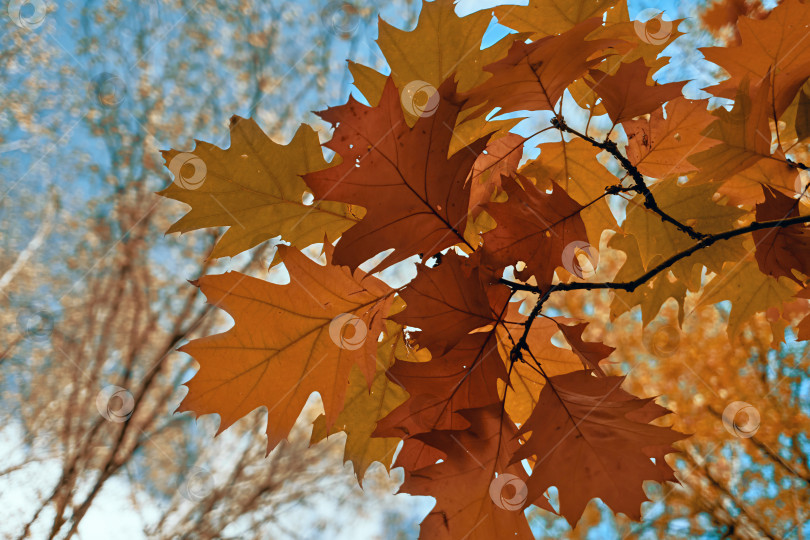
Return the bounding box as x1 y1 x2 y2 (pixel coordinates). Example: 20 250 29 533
2 0 808 538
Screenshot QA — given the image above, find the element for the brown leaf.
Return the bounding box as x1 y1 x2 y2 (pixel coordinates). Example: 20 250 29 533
304 77 488 272
514 370 685 527
483 175 589 286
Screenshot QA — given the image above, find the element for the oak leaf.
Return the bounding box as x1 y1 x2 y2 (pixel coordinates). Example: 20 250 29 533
482 175 589 286
624 97 718 179
701 0 810 117
310 317 412 484
494 0 620 39
400 405 534 540
513 370 685 527
464 18 623 117
303 77 488 272
159 118 356 259
753 187 810 282
699 260 801 338
520 138 620 243
177 243 393 452
586 58 686 125
392 251 511 354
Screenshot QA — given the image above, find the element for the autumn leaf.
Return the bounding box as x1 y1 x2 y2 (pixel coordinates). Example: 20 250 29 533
467 132 525 215
303 77 488 272
177 243 393 452
699 260 801 338
377 0 512 94
497 303 613 425
310 316 412 485
464 18 623 117
623 181 747 285
513 370 685 527
689 74 777 183
701 0 810 117
624 97 718 178
159 117 357 259
391 251 511 354
586 58 686 125
520 137 620 242
401 405 534 540
158 1 810 535
753 187 810 282
374 330 505 438
609 232 689 326
482 175 589 285
494 0 620 39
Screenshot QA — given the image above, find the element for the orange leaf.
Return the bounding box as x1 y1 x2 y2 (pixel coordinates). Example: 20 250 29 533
177 244 393 452
586 58 686 124
464 18 622 116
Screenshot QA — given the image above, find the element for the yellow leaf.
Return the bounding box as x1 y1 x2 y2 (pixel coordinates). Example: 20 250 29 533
310 303 427 484
609 233 688 326
160 117 357 259
699 261 801 339
377 0 505 93
495 0 620 39
624 181 747 286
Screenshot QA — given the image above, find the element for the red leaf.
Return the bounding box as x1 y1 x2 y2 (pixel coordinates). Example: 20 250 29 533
753 186 810 282
304 77 488 272
400 405 534 540
374 331 505 439
483 175 589 285
391 251 511 354
513 370 685 527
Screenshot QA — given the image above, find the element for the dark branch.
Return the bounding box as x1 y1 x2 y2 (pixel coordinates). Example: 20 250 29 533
551 117 709 241
503 212 810 362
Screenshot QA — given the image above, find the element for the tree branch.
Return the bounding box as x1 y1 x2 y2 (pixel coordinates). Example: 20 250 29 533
502 213 810 360
551 117 709 241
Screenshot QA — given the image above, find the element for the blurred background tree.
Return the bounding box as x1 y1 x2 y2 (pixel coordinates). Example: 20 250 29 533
0 1 423 538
